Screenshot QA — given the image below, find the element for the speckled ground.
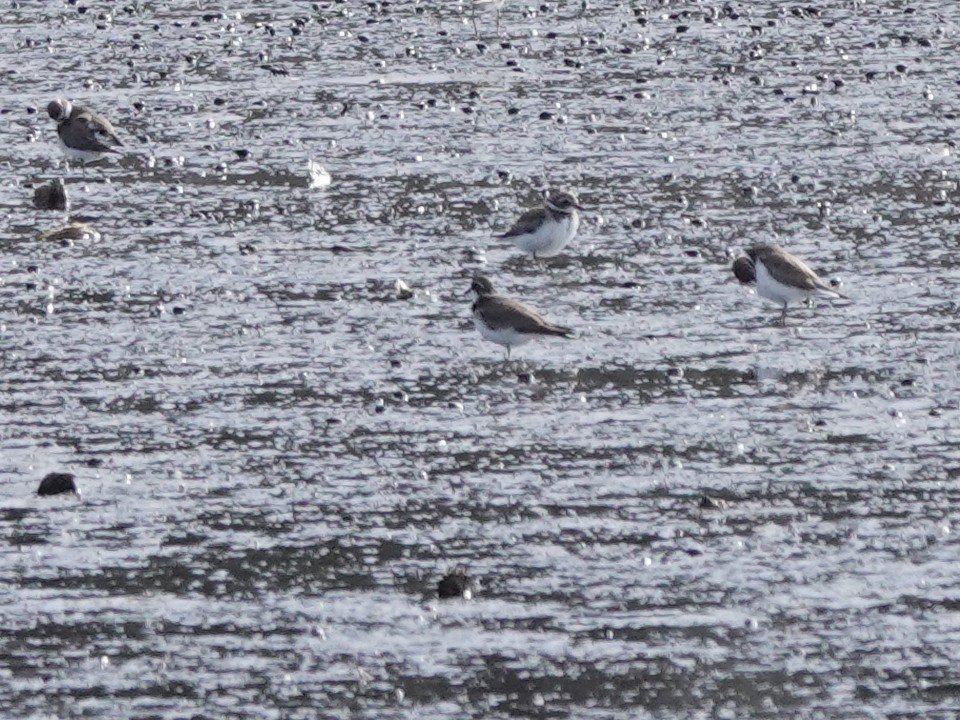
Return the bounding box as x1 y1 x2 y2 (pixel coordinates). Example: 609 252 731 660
1 1 960 718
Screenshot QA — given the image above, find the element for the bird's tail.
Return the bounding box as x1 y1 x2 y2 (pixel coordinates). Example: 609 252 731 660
817 286 848 301
545 325 574 338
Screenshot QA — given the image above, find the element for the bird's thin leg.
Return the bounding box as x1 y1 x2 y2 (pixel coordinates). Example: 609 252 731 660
473 6 480 38
495 8 501 35
780 304 787 326
506 346 511 361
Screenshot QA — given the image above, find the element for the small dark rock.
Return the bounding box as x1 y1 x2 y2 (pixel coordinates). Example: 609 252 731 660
33 179 69 211
38 472 78 497
699 495 728 510
234 149 250 160
438 567 473 599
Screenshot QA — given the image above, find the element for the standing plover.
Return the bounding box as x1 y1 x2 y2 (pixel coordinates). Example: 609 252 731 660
500 190 582 262
733 243 847 324
468 275 573 359
47 98 123 172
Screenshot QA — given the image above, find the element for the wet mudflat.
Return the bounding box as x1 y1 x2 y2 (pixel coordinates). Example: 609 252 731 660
1 0 960 717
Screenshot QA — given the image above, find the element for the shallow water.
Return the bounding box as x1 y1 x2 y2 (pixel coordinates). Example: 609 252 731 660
2 0 960 717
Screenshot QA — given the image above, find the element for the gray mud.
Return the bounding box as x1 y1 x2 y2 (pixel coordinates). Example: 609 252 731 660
1 1 960 718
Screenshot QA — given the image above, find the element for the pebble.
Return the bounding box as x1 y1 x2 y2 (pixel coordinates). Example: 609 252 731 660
32 179 69 211
437 567 473 599
37 472 79 497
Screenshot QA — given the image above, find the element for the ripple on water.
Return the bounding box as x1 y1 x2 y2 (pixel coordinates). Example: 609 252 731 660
2 0 960 718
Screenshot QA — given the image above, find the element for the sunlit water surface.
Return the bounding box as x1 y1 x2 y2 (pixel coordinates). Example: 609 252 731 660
1 1 960 718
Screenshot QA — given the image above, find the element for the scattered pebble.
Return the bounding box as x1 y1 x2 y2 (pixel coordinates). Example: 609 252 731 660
308 159 332 189
37 472 79 497
699 495 728 511
394 279 414 300
438 567 473 599
32 178 69 211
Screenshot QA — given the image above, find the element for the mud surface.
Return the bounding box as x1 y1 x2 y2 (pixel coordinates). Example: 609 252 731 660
1 1 960 718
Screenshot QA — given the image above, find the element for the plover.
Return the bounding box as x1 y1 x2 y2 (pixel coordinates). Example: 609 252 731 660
500 190 582 262
468 275 573 359
47 98 123 171
733 243 847 324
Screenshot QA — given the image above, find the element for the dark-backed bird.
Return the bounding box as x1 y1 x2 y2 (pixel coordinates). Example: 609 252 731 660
47 98 123 171
733 243 847 324
500 190 582 261
468 275 573 359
